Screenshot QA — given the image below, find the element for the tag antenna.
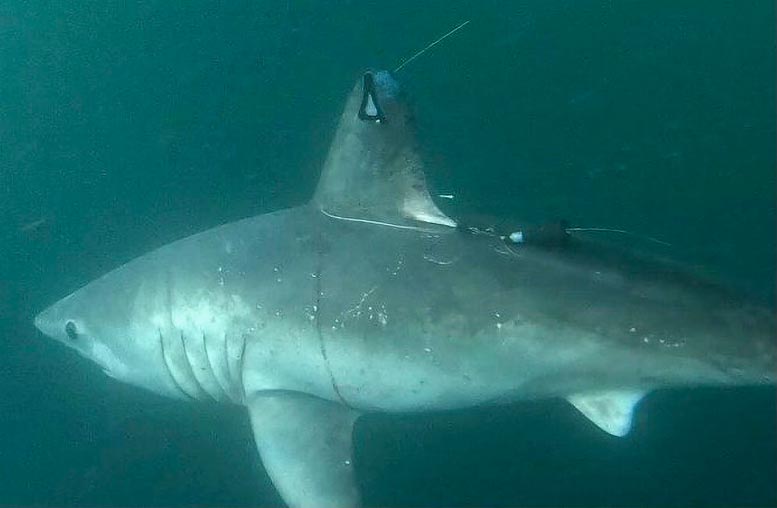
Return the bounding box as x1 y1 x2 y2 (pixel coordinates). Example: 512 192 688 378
394 20 471 73
566 227 672 247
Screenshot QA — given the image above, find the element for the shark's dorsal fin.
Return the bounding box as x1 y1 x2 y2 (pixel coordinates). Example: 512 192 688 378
313 71 456 229
567 390 646 437
246 391 361 508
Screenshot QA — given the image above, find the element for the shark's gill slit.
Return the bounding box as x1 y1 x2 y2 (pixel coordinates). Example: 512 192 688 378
159 329 195 400
222 331 231 382
236 333 247 403
179 331 213 401
225 333 238 391
202 332 230 401
224 331 247 403
221 332 241 402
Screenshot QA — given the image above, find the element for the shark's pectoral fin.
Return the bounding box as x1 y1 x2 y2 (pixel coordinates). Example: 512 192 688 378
567 390 646 437
246 391 361 508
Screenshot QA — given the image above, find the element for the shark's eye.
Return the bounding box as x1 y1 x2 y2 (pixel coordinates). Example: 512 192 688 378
64 321 78 341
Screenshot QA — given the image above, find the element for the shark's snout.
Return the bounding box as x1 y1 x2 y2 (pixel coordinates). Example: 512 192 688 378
34 299 74 344
34 306 56 338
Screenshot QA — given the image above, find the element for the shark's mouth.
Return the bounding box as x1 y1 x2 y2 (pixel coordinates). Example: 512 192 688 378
358 72 385 123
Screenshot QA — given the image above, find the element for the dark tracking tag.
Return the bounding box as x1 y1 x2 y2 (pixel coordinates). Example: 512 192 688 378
519 221 570 247
457 216 571 249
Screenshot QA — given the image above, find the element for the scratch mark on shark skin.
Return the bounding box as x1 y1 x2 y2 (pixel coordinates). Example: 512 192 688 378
320 208 441 232
422 253 458 266
342 286 378 319
493 242 522 259
313 231 351 408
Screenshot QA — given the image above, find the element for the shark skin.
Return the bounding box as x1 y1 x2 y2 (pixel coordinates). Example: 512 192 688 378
34 70 776 508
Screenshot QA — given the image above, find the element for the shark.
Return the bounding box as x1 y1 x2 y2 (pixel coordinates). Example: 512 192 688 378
34 69 776 508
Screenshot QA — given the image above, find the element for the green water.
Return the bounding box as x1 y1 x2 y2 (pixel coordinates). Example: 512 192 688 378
1 1 775 506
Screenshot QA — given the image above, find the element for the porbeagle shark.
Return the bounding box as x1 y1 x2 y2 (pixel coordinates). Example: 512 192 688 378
35 69 776 508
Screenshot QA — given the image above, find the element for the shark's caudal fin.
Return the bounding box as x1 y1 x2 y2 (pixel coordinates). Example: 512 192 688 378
247 392 361 508
313 70 456 229
567 390 647 437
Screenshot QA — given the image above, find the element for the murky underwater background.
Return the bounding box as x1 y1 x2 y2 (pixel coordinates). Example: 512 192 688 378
1 1 775 506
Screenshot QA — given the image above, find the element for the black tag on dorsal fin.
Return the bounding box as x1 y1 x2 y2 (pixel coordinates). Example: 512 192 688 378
358 72 385 122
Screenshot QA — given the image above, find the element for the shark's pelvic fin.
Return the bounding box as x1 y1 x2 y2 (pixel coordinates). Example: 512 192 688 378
246 391 361 508
314 71 456 229
567 390 646 437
